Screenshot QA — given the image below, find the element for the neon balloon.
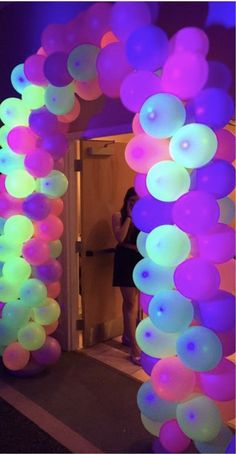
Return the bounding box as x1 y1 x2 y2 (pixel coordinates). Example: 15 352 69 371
137 380 177 422
19 278 47 308
139 292 152 314
5 169 36 198
141 413 162 436
29 107 59 136
140 351 159 375
146 225 191 267
2 257 31 284
44 52 73 87
67 44 100 81
134 173 149 198
194 290 235 332
0 98 29 127
18 322 46 351
176 326 222 371
49 240 62 258
4 215 34 243
45 84 74 115
34 258 62 284
111 2 151 42
148 290 193 333
132 196 174 233
195 425 234 454
0 278 20 303
159 419 191 453
0 319 18 345
24 54 48 86
35 214 63 241
133 257 174 295
206 61 232 91
0 147 24 174
38 170 68 198
196 223 235 263
31 336 61 365
22 193 51 221
22 238 50 266
169 123 217 168
42 132 68 160
74 78 102 101
198 358 235 402
11 63 30 94
7 126 37 154
120 71 161 113
25 149 54 178
125 133 170 173
136 232 148 257
33 297 61 325
135 317 178 358
191 159 235 199
215 129 235 162
170 27 209 56
2 342 30 371
22 85 45 110
0 235 22 261
2 302 31 330
146 161 190 202
140 93 186 139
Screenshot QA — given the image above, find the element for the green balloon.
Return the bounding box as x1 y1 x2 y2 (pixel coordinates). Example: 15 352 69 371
2 257 31 284
22 85 45 110
0 125 11 147
0 147 25 174
19 278 47 308
39 170 68 198
177 395 222 442
67 44 100 81
2 301 31 329
18 322 46 351
0 277 20 302
4 215 34 243
33 297 61 325
45 83 74 115
49 240 62 258
0 97 29 127
5 169 36 198
0 319 18 345
0 235 22 261
147 160 190 202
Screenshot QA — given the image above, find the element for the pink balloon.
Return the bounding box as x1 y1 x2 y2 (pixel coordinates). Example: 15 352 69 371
196 223 235 263
169 27 209 56
0 174 6 192
25 149 54 178
159 419 191 453
120 71 162 113
50 198 64 216
75 78 102 101
125 133 170 173
3 342 30 371
35 215 64 241
161 52 208 100
7 126 37 154
46 281 61 299
215 129 235 162
32 336 61 365
0 193 23 217
132 113 145 135
84 2 112 45
24 54 48 86
134 173 149 198
22 238 50 265
198 358 235 402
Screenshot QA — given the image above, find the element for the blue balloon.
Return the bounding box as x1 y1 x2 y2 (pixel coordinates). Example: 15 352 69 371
140 351 159 375
133 257 174 295
191 159 235 199
132 195 174 233
11 63 30 94
137 380 177 422
226 435 236 453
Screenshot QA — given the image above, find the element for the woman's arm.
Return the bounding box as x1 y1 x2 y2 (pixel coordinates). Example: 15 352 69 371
112 212 132 243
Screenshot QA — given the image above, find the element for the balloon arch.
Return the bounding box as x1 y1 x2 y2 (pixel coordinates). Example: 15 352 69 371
0 3 235 453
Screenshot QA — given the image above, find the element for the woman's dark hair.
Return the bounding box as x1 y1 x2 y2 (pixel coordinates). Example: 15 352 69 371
120 187 137 224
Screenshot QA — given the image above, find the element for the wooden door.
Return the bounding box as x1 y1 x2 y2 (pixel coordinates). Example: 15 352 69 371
80 139 135 347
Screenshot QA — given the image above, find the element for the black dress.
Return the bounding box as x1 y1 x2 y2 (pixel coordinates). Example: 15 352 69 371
112 220 142 288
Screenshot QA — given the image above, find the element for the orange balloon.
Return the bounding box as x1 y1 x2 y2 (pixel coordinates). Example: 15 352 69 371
217 259 235 294
50 198 64 216
100 31 119 48
43 320 59 335
75 78 102 101
58 97 81 123
37 47 47 56
47 281 61 298
216 399 235 422
3 342 30 371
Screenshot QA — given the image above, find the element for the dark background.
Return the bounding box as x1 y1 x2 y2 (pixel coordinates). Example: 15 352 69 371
0 1 235 136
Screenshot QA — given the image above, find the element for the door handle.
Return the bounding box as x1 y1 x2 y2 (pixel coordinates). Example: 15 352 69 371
85 248 115 257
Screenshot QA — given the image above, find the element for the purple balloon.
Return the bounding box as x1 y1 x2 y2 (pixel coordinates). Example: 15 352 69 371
132 195 174 233
198 358 235 401
34 258 62 283
120 70 161 113
140 351 159 375
217 328 235 357
42 132 69 160
23 193 51 221
32 336 61 365
173 191 220 235
25 149 54 178
226 436 236 454
111 2 151 42
24 55 48 86
134 173 149 197
126 25 169 71
44 52 73 87
196 223 235 263
186 88 234 129
29 108 59 137
191 160 235 199
215 129 235 163
174 258 220 300
195 290 235 332
206 61 232 91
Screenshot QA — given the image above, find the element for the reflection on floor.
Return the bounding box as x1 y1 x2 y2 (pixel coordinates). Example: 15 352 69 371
83 336 149 383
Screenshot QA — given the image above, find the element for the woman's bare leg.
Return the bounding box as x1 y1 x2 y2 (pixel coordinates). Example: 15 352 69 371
120 287 140 357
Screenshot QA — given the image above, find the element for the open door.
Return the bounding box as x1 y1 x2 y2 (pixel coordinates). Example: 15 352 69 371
79 138 135 347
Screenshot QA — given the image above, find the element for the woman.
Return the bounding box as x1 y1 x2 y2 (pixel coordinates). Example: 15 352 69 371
112 187 142 365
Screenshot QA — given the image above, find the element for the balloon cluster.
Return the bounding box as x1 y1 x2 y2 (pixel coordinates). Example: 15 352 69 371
0 2 235 451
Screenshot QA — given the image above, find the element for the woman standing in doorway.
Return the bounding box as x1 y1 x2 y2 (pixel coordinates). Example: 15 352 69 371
112 187 142 365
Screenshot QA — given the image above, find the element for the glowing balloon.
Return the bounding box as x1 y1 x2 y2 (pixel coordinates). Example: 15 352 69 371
2 302 31 329
24 54 48 86
11 63 30 94
38 170 68 198
0 147 24 174
0 98 29 127
169 123 217 168
176 395 221 442
159 419 191 453
162 52 208 100
0 278 19 302
34 259 62 283
126 25 168 71
134 173 149 198
35 215 63 241
49 240 62 258
29 107 59 136
198 358 235 402
147 161 190 202
173 191 220 235
31 336 61 365
120 71 161 113
140 351 159 375
44 52 73 87
84 3 112 45
137 232 148 257
111 2 151 42
22 85 45 110
74 78 102 101
25 149 54 178
141 413 162 436
67 44 99 81
5 169 36 198
170 27 209 56
177 326 222 372
50 198 64 216
195 424 234 454
195 290 235 332
218 197 235 224
146 225 191 267
0 193 23 218
19 278 47 307
0 235 22 261
0 319 17 345
33 297 60 325
7 126 37 155
186 88 234 130
96 43 132 98
140 93 186 139
0 125 11 147
45 84 74 115
139 292 152 314
41 23 66 55
137 380 177 422
174 258 220 300
4 215 34 243
215 129 235 162
42 132 68 160
46 281 61 299
226 435 236 453
149 290 193 333
2 257 31 284
18 322 46 351
125 133 170 173
58 97 81 123
196 223 235 263
43 319 59 335
132 196 174 233
133 257 174 295
2 342 30 371
135 317 178 358
191 160 235 199
22 238 50 266
206 61 232 91
132 113 145 135
101 31 118 48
